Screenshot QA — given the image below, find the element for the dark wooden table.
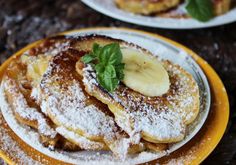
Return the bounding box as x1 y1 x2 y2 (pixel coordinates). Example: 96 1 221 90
0 0 235 164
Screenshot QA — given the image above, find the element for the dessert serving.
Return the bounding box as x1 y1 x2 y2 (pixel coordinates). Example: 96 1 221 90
81 0 236 28
115 0 232 21
0 33 203 164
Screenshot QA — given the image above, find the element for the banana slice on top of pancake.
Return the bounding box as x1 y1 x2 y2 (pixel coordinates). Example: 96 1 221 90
121 48 170 97
76 35 200 143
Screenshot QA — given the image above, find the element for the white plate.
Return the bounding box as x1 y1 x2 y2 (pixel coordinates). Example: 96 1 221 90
0 28 211 164
81 0 236 29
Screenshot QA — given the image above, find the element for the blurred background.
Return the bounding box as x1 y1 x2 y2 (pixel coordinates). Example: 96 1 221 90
0 0 235 164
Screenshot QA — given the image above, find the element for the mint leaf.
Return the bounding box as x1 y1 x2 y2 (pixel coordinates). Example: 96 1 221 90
115 63 125 80
81 43 125 92
106 43 122 65
107 78 119 92
104 65 116 78
81 43 101 64
93 43 102 55
99 43 122 65
81 54 96 64
186 0 214 22
97 65 119 92
97 74 106 90
97 73 119 92
95 63 105 73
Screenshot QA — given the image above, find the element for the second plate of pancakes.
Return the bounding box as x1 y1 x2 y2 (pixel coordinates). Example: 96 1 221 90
81 0 236 29
0 28 228 164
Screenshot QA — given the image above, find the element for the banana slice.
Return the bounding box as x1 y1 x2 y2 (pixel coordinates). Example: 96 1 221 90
21 54 51 86
121 48 170 97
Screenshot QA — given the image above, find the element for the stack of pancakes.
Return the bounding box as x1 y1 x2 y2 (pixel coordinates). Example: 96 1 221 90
0 35 199 158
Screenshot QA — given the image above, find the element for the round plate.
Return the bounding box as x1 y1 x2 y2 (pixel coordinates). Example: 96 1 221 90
81 0 236 29
0 28 210 164
0 28 229 164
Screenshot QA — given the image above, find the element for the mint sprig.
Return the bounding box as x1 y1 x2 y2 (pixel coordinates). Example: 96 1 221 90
186 0 214 22
81 43 125 92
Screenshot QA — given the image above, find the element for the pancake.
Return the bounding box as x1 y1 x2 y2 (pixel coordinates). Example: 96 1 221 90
1 60 84 151
36 48 146 157
115 0 231 18
75 35 200 143
1 57 59 147
0 36 106 151
0 34 191 158
213 0 232 15
56 126 109 150
115 0 181 15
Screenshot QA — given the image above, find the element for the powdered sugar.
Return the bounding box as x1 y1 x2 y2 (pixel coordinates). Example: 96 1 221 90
23 40 71 57
38 52 137 158
0 90 166 164
56 126 106 150
31 87 42 104
0 31 211 164
41 76 117 140
82 58 200 142
134 110 184 140
47 41 71 56
2 78 57 138
0 115 42 165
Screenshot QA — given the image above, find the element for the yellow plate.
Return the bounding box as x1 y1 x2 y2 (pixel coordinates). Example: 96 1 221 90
0 28 229 165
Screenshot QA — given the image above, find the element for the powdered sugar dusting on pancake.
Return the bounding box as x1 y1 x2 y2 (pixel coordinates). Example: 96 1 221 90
2 77 57 138
56 126 106 150
82 64 186 142
80 38 199 143
39 52 135 158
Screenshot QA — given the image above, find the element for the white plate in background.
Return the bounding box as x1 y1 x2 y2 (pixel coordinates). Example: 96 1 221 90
82 0 236 29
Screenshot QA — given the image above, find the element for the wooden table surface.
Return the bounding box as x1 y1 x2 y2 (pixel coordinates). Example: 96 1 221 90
0 0 235 164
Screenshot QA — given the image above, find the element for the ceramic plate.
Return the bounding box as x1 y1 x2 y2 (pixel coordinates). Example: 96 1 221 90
0 28 228 165
81 0 236 29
